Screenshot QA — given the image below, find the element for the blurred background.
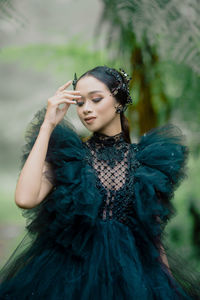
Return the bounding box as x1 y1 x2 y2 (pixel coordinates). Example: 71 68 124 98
0 0 200 271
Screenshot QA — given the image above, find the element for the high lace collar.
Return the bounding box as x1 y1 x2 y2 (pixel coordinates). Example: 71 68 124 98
89 131 127 147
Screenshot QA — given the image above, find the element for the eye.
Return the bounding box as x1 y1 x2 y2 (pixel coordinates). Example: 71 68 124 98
92 97 102 102
76 98 102 107
76 100 84 107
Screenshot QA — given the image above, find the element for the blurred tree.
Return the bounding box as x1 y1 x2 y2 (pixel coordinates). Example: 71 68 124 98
189 200 200 259
0 0 25 27
96 0 200 135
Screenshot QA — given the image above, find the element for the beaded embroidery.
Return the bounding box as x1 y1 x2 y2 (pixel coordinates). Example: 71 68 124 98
82 131 141 225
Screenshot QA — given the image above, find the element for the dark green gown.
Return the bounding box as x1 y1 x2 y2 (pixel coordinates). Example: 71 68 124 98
0 106 200 299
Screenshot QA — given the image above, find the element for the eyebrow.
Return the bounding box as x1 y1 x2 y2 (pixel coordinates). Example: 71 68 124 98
80 90 103 98
88 90 103 94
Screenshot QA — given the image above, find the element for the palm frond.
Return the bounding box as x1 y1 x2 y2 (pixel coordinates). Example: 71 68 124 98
97 0 200 75
0 0 26 26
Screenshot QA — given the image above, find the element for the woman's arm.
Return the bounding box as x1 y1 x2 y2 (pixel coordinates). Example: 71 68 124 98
15 80 81 209
15 122 54 209
37 161 55 203
159 243 174 278
160 244 170 268
155 214 173 276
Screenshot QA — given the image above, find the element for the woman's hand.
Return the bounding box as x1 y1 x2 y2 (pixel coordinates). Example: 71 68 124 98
43 80 81 128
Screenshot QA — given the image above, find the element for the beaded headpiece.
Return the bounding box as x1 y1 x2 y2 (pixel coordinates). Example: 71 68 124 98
105 67 132 112
72 67 133 112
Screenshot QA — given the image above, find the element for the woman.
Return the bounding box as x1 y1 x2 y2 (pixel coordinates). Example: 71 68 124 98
0 65 200 299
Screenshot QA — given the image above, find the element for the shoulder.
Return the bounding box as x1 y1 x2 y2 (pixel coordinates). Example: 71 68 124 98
130 123 189 154
137 123 187 147
129 123 189 187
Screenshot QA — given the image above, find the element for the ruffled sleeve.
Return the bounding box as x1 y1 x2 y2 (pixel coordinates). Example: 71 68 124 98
18 106 102 260
131 123 189 248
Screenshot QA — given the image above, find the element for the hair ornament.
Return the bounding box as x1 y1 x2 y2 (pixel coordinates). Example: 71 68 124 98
104 67 133 110
72 72 78 90
118 68 132 84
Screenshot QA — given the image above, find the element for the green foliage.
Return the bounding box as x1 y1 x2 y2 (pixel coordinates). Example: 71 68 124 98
165 154 200 270
96 0 200 142
0 38 111 79
0 0 26 26
0 190 24 224
97 0 200 75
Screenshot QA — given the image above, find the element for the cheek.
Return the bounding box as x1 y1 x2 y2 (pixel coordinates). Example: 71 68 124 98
76 106 82 119
94 99 114 115
96 99 116 119
75 98 116 123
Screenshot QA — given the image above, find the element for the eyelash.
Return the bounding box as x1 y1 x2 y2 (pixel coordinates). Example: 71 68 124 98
76 98 102 107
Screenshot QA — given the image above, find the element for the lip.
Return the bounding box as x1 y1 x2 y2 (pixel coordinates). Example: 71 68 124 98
84 117 96 124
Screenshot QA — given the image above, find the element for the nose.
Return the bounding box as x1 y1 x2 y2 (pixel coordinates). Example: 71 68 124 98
83 100 92 114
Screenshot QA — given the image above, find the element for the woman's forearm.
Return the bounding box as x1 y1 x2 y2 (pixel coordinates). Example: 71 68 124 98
159 244 174 278
15 121 54 209
160 244 170 268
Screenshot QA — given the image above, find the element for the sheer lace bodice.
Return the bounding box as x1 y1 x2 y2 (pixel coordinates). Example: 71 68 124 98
83 131 140 224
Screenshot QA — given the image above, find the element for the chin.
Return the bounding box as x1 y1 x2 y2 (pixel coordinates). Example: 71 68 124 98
84 122 100 132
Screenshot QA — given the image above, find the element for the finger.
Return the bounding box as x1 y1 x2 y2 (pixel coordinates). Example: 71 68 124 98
55 98 77 105
60 92 81 99
57 80 73 92
55 95 80 103
67 90 81 94
56 90 81 96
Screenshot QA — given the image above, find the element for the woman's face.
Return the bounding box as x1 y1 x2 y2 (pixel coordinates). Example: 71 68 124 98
75 76 122 135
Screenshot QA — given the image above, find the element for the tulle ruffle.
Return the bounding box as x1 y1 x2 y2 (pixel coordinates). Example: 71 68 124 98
1 108 200 299
0 220 195 300
131 123 189 243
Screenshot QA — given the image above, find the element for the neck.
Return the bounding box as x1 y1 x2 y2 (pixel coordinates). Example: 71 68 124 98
95 130 123 137
95 116 122 137
90 131 127 147
93 131 124 138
